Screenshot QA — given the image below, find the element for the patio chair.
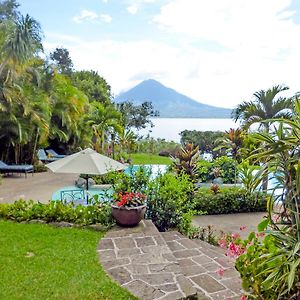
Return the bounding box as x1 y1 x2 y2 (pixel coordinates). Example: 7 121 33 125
0 160 33 178
46 149 66 158
37 149 60 163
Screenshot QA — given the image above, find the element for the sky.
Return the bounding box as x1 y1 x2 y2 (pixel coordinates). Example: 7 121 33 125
19 0 300 108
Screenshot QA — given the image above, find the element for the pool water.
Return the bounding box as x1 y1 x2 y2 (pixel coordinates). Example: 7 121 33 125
124 164 168 178
52 164 168 204
51 185 112 203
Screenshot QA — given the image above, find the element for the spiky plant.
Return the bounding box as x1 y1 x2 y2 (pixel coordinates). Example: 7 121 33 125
172 143 200 181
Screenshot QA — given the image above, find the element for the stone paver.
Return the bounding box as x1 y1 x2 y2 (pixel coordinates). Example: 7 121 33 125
98 220 243 300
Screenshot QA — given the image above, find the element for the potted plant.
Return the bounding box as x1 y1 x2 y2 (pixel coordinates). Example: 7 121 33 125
111 191 146 226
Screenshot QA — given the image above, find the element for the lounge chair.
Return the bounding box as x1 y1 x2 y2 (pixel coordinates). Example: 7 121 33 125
0 161 33 178
37 149 60 163
46 149 66 158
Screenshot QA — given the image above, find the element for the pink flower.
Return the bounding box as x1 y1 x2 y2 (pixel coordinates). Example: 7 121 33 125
231 232 241 240
218 238 227 249
240 226 247 231
216 267 225 277
272 214 280 222
226 242 245 258
240 295 247 300
256 233 265 238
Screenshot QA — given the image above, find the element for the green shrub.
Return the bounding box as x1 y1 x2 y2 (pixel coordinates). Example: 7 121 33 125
213 156 237 183
235 221 300 299
146 172 195 231
197 159 212 182
0 200 114 227
193 187 267 214
91 171 119 184
196 156 237 183
112 166 152 195
33 164 48 173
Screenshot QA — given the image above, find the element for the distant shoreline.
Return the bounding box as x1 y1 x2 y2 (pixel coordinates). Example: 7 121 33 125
151 116 233 119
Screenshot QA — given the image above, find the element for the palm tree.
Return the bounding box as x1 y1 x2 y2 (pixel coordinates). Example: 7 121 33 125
0 14 42 77
232 85 294 132
87 102 123 152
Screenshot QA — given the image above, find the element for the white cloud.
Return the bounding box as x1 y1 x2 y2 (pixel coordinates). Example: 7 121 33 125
49 0 300 109
127 5 138 15
126 0 156 15
102 0 109 3
73 9 112 24
100 14 112 23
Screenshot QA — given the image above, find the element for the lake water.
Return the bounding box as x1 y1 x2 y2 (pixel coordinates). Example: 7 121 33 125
137 118 238 142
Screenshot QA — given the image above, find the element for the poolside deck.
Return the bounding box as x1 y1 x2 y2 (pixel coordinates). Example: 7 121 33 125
0 171 78 204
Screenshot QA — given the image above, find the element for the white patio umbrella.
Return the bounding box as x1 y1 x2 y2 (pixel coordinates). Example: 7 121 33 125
46 147 126 192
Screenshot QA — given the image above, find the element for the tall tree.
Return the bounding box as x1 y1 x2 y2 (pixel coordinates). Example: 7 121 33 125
232 85 294 131
117 101 158 130
87 102 123 152
50 47 73 76
72 70 111 104
0 13 42 77
0 0 19 21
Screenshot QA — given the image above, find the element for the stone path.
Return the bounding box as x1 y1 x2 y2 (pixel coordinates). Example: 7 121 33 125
97 220 242 300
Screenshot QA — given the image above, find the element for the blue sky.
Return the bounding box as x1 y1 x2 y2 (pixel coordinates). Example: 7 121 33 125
19 0 300 108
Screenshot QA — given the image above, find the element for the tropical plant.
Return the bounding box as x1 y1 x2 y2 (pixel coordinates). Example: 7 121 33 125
172 143 200 181
0 13 42 77
214 128 245 162
234 99 300 299
146 172 194 231
232 85 294 131
180 130 225 156
87 102 123 152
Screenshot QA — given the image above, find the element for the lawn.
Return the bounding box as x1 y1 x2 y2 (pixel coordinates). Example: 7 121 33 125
0 220 136 300
129 153 172 165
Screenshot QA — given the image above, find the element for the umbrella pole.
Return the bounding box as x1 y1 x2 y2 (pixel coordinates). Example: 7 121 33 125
86 175 89 204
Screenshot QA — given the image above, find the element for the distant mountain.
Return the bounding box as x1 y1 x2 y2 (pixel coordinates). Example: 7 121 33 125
114 79 232 118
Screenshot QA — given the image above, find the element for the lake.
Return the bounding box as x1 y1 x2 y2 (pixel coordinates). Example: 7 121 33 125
137 118 238 142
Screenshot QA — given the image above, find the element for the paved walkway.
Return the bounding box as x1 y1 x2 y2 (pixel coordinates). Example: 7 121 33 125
0 171 78 204
193 212 266 239
98 220 242 300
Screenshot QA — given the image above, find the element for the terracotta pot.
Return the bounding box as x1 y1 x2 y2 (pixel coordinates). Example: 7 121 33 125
111 204 146 226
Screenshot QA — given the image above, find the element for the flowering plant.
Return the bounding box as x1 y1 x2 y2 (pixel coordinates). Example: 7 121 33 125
115 192 146 208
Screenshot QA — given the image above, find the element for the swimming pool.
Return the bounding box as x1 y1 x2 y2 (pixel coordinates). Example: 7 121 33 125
124 164 168 178
52 164 168 204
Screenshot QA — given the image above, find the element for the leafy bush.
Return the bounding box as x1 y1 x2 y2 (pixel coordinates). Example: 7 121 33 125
235 220 300 299
0 200 114 227
92 171 119 184
196 156 237 183
213 156 237 183
33 164 48 173
197 159 212 182
146 172 195 231
193 187 267 214
112 166 152 195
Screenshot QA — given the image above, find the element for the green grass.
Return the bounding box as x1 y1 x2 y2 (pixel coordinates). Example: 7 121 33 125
0 220 137 300
129 153 172 165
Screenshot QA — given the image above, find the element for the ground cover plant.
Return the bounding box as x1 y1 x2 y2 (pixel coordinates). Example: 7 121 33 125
0 200 115 226
0 220 136 300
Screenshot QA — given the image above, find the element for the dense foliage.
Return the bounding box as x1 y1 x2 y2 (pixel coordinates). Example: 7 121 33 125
0 200 114 226
193 187 267 214
197 155 237 183
232 100 300 299
146 172 195 231
180 130 225 157
0 1 156 164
